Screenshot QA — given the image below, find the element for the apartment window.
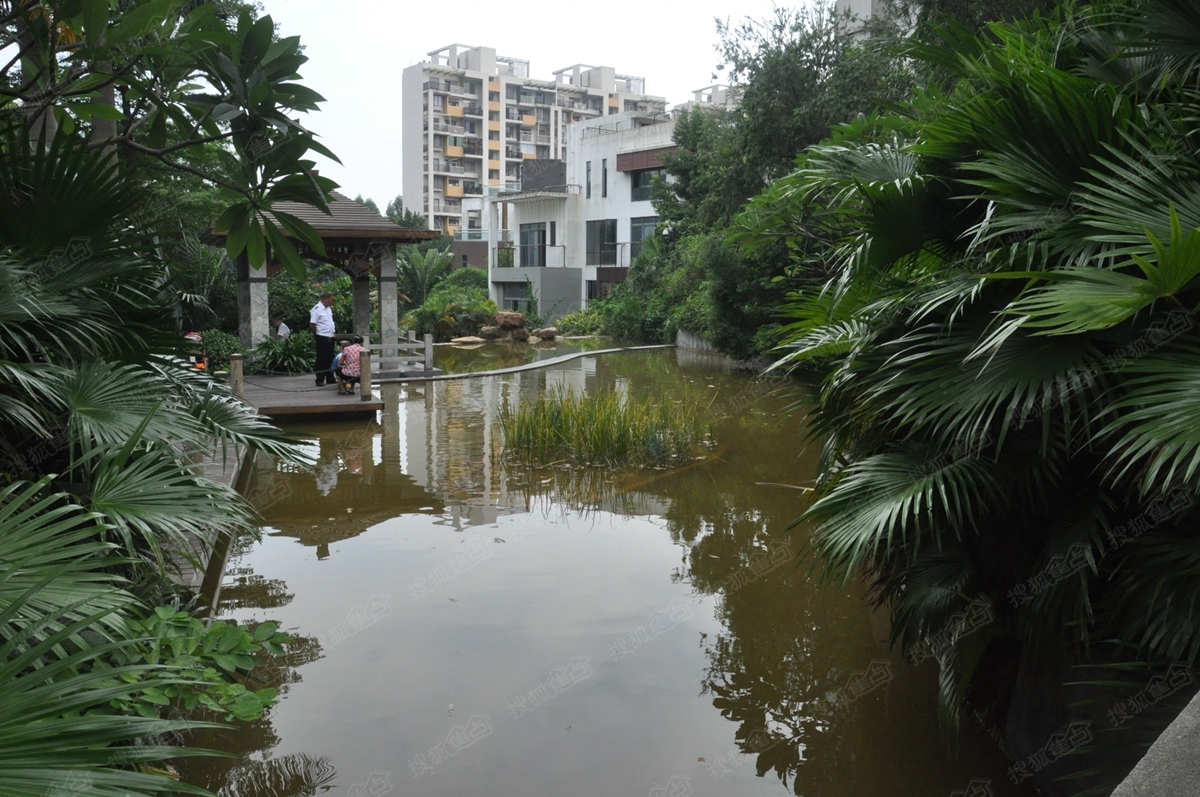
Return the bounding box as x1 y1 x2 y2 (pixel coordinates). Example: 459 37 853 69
601 158 608 198
630 216 658 259
519 222 547 268
586 219 617 265
489 91 499 102
462 254 469 268
549 221 556 246
586 161 592 199
501 281 529 312
630 168 664 202
506 85 518 100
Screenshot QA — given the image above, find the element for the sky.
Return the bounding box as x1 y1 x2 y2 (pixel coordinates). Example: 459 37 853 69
267 0 790 209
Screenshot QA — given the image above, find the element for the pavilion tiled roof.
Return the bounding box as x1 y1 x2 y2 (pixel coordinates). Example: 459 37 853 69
266 191 440 242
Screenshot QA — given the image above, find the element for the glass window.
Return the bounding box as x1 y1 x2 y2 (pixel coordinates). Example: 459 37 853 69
519 222 547 268
586 219 617 265
601 158 607 198
630 168 664 202
630 216 658 259
586 161 592 199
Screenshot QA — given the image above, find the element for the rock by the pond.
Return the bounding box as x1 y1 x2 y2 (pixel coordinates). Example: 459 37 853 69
479 325 502 339
509 327 530 342
451 336 486 344
495 311 527 329
532 327 558 340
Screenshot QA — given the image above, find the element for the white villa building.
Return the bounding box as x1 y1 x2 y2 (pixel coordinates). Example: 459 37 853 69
473 110 676 321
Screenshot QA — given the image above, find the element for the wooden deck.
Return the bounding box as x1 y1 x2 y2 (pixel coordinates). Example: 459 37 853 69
241 374 383 418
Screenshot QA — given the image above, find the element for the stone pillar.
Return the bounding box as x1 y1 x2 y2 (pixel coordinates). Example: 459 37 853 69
353 273 371 337
379 242 399 358
235 254 271 348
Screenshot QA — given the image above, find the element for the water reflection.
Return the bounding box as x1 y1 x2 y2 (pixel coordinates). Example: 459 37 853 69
187 350 1030 797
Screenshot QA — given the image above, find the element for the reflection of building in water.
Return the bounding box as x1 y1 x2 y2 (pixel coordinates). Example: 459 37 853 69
389 356 602 525
248 353 678 546
386 354 680 522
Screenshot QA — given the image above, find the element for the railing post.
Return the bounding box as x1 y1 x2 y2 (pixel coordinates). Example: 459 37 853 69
424 333 434 372
360 351 373 401
229 353 244 399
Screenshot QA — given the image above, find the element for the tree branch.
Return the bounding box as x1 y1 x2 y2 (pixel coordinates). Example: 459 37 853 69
121 140 248 194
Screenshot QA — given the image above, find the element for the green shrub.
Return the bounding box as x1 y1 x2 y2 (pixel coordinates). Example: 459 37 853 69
441 266 488 292
403 281 497 342
200 329 247 372
249 332 316 375
268 266 359 334
555 307 607 336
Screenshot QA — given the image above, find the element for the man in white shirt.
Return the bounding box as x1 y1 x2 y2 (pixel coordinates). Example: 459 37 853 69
309 292 336 386
273 317 291 339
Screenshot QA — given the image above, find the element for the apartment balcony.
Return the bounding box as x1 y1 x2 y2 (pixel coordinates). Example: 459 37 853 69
431 200 461 214
518 93 536 105
431 122 466 135
446 105 464 118
504 108 523 121
521 113 536 126
536 134 550 145
440 163 479 177
493 244 566 268
445 144 464 157
461 103 483 116
445 184 464 198
504 147 521 159
424 79 453 92
462 181 482 195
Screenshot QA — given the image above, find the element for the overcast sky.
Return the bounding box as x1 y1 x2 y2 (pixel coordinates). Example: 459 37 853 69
268 0 789 208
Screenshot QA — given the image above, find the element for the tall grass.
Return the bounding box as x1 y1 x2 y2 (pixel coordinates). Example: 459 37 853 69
499 385 715 469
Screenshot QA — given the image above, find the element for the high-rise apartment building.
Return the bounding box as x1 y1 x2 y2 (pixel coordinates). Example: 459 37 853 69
401 44 666 235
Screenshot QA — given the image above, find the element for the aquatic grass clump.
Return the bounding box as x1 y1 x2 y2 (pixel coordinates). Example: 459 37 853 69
500 385 715 469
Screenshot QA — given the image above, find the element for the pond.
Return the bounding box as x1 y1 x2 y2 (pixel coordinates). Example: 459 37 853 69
182 348 1031 797
432 336 616 374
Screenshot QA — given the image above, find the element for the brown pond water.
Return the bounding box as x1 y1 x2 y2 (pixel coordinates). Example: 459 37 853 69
183 348 1031 797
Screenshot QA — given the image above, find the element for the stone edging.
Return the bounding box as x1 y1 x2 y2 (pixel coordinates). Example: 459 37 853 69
374 344 677 383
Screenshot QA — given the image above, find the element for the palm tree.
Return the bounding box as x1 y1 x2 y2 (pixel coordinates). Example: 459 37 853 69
735 0 1200 785
396 244 453 310
0 3 334 791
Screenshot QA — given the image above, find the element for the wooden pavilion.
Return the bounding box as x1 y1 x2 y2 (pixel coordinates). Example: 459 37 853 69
209 191 440 347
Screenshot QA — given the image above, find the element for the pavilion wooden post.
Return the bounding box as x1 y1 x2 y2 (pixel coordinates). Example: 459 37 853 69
424 333 434 372
229 354 244 399
359 351 373 401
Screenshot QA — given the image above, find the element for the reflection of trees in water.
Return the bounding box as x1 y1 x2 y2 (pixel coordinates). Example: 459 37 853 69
182 630 326 795
181 522 329 797
216 753 335 797
675 482 827 794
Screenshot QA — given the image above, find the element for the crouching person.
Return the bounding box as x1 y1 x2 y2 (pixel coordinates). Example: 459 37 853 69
336 336 366 395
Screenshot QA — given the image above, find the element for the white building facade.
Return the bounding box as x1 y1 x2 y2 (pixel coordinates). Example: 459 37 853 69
401 44 666 238
482 111 676 321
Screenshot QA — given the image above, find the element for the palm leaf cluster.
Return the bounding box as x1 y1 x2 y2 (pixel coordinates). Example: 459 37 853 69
0 134 309 792
0 2 333 791
735 0 1200 773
